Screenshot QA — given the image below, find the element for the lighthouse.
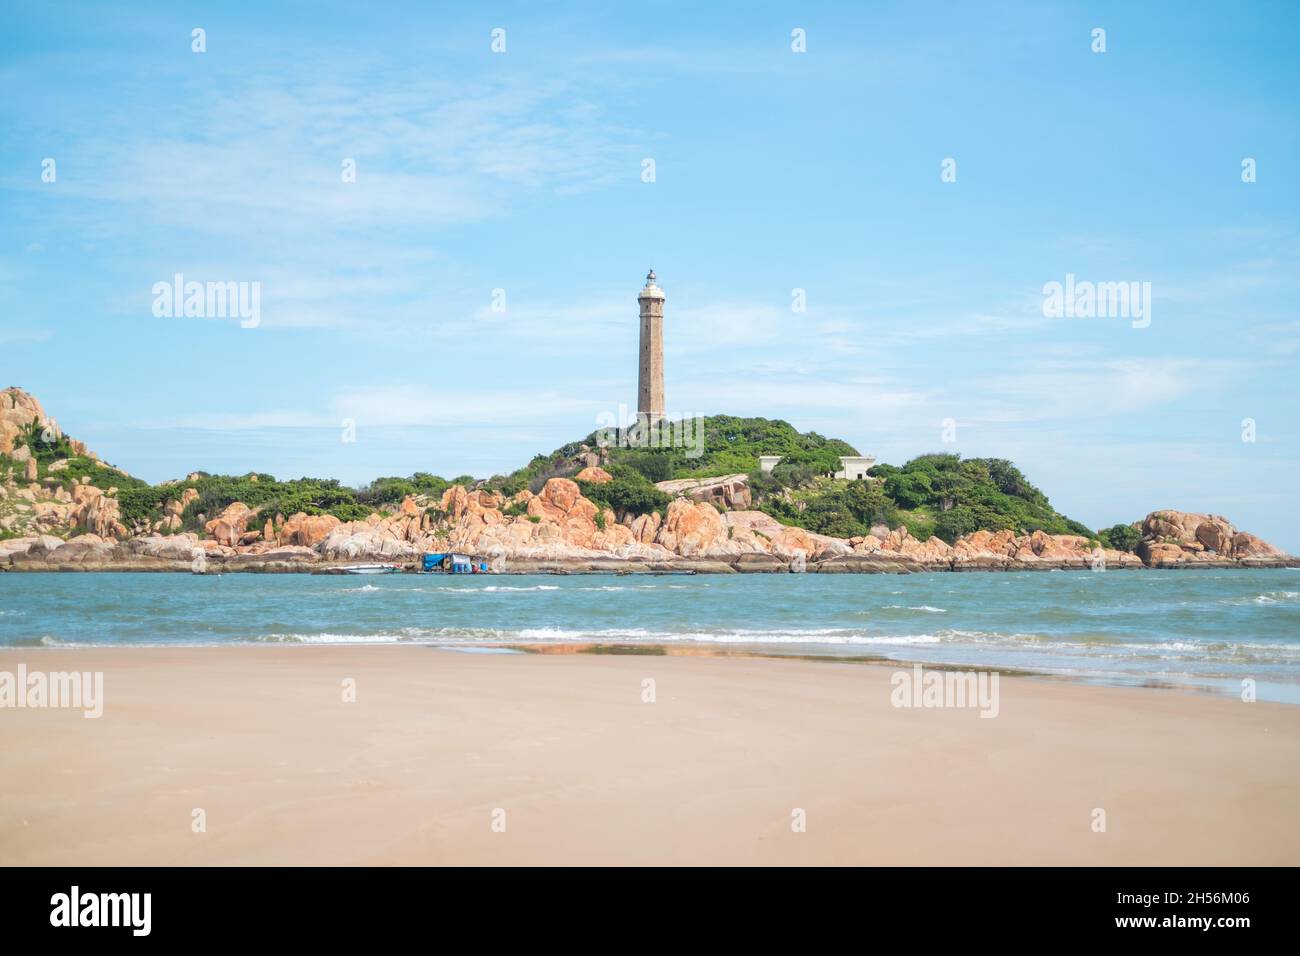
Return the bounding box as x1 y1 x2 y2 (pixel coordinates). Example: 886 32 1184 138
637 269 665 423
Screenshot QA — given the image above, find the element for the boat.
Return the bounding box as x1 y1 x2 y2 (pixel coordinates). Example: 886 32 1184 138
338 564 401 575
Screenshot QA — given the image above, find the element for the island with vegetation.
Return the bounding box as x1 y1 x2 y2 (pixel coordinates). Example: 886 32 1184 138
1 388 1292 573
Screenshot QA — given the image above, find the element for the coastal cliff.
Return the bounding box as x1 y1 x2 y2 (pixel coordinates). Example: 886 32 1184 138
1 387 1293 573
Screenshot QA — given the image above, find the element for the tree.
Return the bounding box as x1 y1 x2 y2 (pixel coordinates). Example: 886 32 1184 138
1098 523 1142 552
884 472 933 510
933 506 980 544
576 465 669 518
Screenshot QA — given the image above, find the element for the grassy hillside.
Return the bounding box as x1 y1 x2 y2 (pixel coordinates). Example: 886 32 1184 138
490 415 858 489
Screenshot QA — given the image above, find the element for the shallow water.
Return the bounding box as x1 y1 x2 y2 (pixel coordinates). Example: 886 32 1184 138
2 569 1298 701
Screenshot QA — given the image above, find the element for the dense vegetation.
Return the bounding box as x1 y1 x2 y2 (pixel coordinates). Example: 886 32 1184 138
488 415 859 495
0 420 453 530
750 453 1094 544
4 413 1094 544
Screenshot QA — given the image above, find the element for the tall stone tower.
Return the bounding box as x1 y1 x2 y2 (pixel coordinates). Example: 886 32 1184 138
637 269 665 422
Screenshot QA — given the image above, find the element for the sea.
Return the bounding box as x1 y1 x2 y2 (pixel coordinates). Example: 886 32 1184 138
2 569 1299 702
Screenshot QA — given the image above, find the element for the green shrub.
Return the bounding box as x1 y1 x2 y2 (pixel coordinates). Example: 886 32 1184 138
1098 523 1142 552
933 506 980 544
576 465 670 518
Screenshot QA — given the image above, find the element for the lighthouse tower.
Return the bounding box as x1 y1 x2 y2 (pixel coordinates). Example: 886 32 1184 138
637 269 665 423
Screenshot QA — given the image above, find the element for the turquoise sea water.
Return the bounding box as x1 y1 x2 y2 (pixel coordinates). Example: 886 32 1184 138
2 570 1299 701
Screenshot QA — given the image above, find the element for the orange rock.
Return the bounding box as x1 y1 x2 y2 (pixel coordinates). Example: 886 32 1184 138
204 502 253 546
439 485 471 521
279 512 341 547
656 499 725 557
629 511 661 544
540 477 582 513
574 466 613 484
1138 540 1186 566
1142 510 1212 543
1229 531 1284 558
0 387 48 456
1194 517 1235 554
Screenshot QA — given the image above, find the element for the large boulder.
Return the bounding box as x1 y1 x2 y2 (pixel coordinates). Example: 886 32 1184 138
279 512 341 547
1229 531 1286 559
574 466 613 484
1138 540 1187 567
1195 516 1236 554
629 511 662 544
0 534 64 563
526 478 599 546
1142 510 1209 543
205 502 254 546
0 388 47 456
438 485 472 521
656 499 726 557
1136 510 1289 565
43 534 116 566
122 532 204 561
318 524 421 560
656 474 752 511
67 483 127 540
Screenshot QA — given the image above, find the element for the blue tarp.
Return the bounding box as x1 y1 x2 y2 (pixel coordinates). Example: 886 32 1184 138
423 552 477 573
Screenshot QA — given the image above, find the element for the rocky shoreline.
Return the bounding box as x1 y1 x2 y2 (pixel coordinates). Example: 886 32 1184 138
4 387 1294 576
2 486 1294 575
5 557 1295 574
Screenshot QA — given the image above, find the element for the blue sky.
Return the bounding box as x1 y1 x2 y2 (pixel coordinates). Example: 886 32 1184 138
2 1 1298 547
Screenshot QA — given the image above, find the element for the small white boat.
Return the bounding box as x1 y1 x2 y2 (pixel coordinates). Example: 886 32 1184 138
339 564 400 575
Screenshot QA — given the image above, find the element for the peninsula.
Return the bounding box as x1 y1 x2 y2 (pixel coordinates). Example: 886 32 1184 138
1 385 1292 574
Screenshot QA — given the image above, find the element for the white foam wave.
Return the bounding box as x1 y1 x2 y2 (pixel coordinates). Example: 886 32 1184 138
462 585 560 593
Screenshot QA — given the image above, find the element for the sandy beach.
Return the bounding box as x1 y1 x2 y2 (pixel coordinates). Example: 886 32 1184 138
2 645 1297 866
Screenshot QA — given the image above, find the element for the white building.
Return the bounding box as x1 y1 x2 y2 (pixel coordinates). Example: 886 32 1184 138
834 455 876 480
758 455 782 473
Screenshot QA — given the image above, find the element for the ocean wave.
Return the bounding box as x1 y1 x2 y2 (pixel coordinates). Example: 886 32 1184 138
1 634 63 647
14 624 1300 669
1255 591 1298 605
1217 590 1300 606
257 631 412 644
881 604 947 613
436 584 560 593
338 584 429 593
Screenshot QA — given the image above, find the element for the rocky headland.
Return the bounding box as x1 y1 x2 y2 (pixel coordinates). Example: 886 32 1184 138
1 387 1294 574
